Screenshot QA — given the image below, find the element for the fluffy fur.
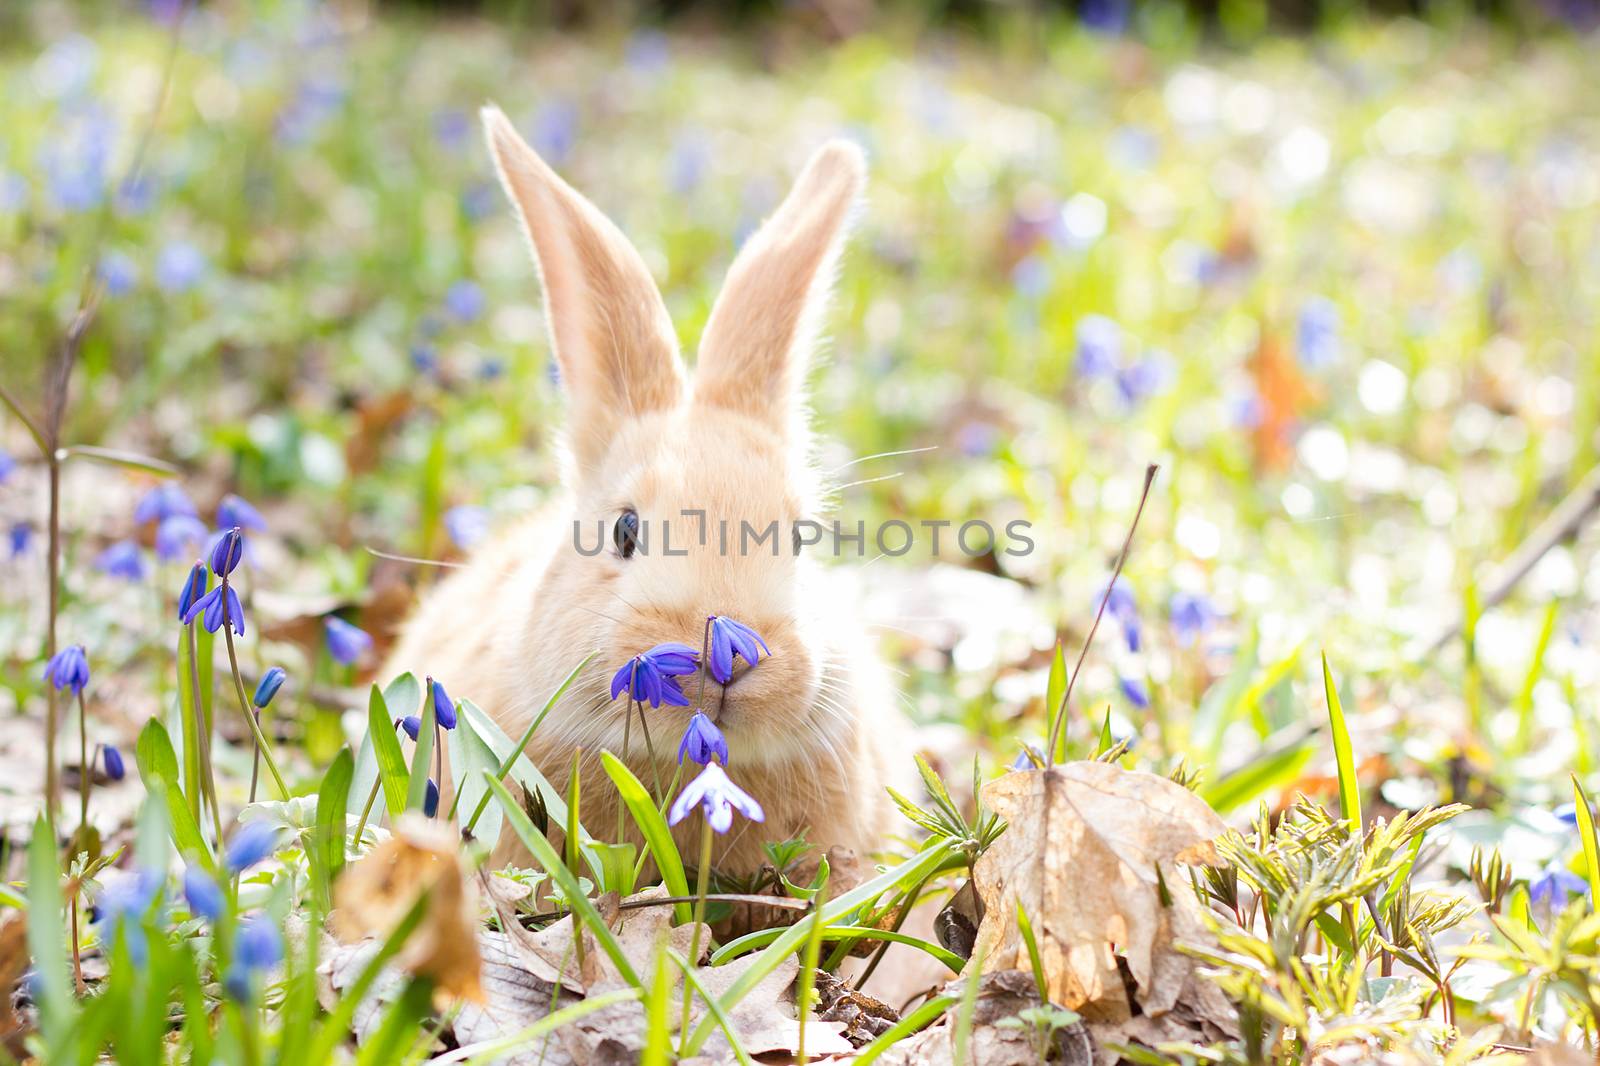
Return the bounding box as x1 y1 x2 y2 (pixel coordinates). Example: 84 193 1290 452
382 107 906 874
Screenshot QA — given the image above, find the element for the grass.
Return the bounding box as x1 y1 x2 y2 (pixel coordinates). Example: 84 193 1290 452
1 0 1599 1061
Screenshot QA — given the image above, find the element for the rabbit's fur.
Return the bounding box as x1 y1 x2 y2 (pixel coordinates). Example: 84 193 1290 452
383 107 906 874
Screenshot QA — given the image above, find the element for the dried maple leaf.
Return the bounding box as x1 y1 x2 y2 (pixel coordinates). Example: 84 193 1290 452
969 761 1235 1037
332 813 483 1005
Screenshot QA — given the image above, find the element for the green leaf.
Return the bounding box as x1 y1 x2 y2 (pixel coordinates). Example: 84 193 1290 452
851 994 960 1066
641 941 674 1066
305 890 432 1064
1016 901 1049 1002
446 710 505 846
1322 653 1361 835
1096 707 1114 757
58 444 180 475
485 773 641 988
134 718 215 870
601 751 691 922
26 816 73 1057
1200 735 1315 813
406 700 437 813
668 952 757 1066
1514 601 1559 753
712 923 965 972
1572 775 1600 910
315 748 354 906
1045 643 1068 761
367 684 409 819
176 628 203 827
385 672 423 723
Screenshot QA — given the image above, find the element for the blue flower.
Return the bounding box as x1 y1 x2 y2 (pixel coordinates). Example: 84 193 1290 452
678 712 728 766
253 667 286 708
177 562 209 620
101 744 125 781
183 866 224 922
183 584 245 636
707 617 770 686
225 916 283 1001
424 779 440 818
154 241 206 293
0 449 13 483
44 645 90 694
410 344 437 375
610 643 700 708
444 505 490 549
324 617 372 666
400 716 422 741
209 527 243 577
95 540 147 581
433 108 470 148
94 868 164 966
1101 582 1140 653
99 250 139 295
1080 0 1130 33
8 522 32 558
1075 315 1122 379
445 280 485 323
135 482 196 524
1169 591 1217 648
225 820 281 873
1012 743 1045 770
1555 803 1580 827
218 493 267 532
531 100 578 164
1297 296 1341 370
1119 676 1150 710
667 762 764 834
155 514 207 562
1529 863 1587 909
431 679 457 731
1114 352 1173 408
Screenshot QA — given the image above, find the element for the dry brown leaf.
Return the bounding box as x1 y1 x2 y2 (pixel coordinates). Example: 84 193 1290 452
331 813 483 1005
0 911 29 1055
812 970 899 1047
970 761 1236 1037
876 971 1094 1066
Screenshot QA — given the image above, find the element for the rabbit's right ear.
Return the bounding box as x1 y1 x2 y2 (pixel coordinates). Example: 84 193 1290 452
482 105 686 478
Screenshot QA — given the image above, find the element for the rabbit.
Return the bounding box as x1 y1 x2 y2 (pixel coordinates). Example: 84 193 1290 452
382 105 908 876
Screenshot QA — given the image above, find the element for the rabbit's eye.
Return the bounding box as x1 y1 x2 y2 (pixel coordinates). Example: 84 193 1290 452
614 510 641 558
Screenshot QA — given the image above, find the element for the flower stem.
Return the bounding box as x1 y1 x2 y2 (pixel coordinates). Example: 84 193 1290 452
44 457 61 828
618 691 635 843
353 776 381 849
636 703 665 803
187 624 224 845
679 820 714 1045
77 691 90 831
220 575 289 800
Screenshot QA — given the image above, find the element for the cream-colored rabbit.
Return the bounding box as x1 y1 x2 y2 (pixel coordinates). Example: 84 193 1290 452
383 106 905 874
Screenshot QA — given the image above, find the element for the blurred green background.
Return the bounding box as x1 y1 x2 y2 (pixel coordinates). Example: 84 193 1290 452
1 0 1597 846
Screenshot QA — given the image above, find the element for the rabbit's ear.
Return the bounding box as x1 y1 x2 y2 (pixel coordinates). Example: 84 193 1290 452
482 105 686 476
694 140 864 436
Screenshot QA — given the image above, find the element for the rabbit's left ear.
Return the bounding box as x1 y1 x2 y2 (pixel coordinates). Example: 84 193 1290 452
693 141 864 438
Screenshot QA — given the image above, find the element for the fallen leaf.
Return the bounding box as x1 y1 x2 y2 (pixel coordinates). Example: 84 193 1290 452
876 970 1094 1066
812 970 899 1046
332 813 483 1005
0 911 28 1055
969 761 1237 1040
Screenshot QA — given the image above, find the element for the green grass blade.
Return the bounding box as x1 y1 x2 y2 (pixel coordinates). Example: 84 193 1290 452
1016 901 1048 1002
406 700 437 813
26 816 73 1057
367 684 409 819
1514 601 1559 753
445 709 504 844
134 718 215 870
641 940 673 1066
176 628 203 825
851 994 959 1066
601 751 691 922
305 890 431 1063
1045 643 1068 761
485 772 640 988
1096 707 1114 757
711 925 965 971
1199 736 1314 813
314 748 353 907
1572 775 1600 910
1321 653 1361 835
668 952 756 1066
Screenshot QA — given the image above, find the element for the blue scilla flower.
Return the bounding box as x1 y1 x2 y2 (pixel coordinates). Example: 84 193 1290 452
667 762 764 834
44 645 90 694
183 583 245 636
431 679 457 731
225 916 283 1002
0 448 14 483
1555 803 1580 827
433 108 471 149
218 493 267 532
8 522 32 558
101 744 125 781
226 820 281 873
707 617 770 686
531 100 578 165
410 344 438 375
1101 582 1140 653
678 712 728 767
424 779 440 818
177 562 209 621
95 867 164 966
610 643 700 708
155 514 207 562
209 527 243 577
136 482 196 524
99 250 139 295
253 667 286 708
154 240 206 293
183 866 224 922
445 280 485 323
1170 591 1217 648
1011 743 1045 770
1296 296 1341 370
1075 314 1122 379
324 617 372 666
1119 676 1150 710
95 540 148 581
1530 863 1587 909
401 716 422 741
444 505 489 549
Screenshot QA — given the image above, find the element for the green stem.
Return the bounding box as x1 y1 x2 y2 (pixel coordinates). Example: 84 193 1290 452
220 576 289 800
679 820 714 1047
188 624 224 845
77 691 90 831
353 776 382 849
44 457 61 828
